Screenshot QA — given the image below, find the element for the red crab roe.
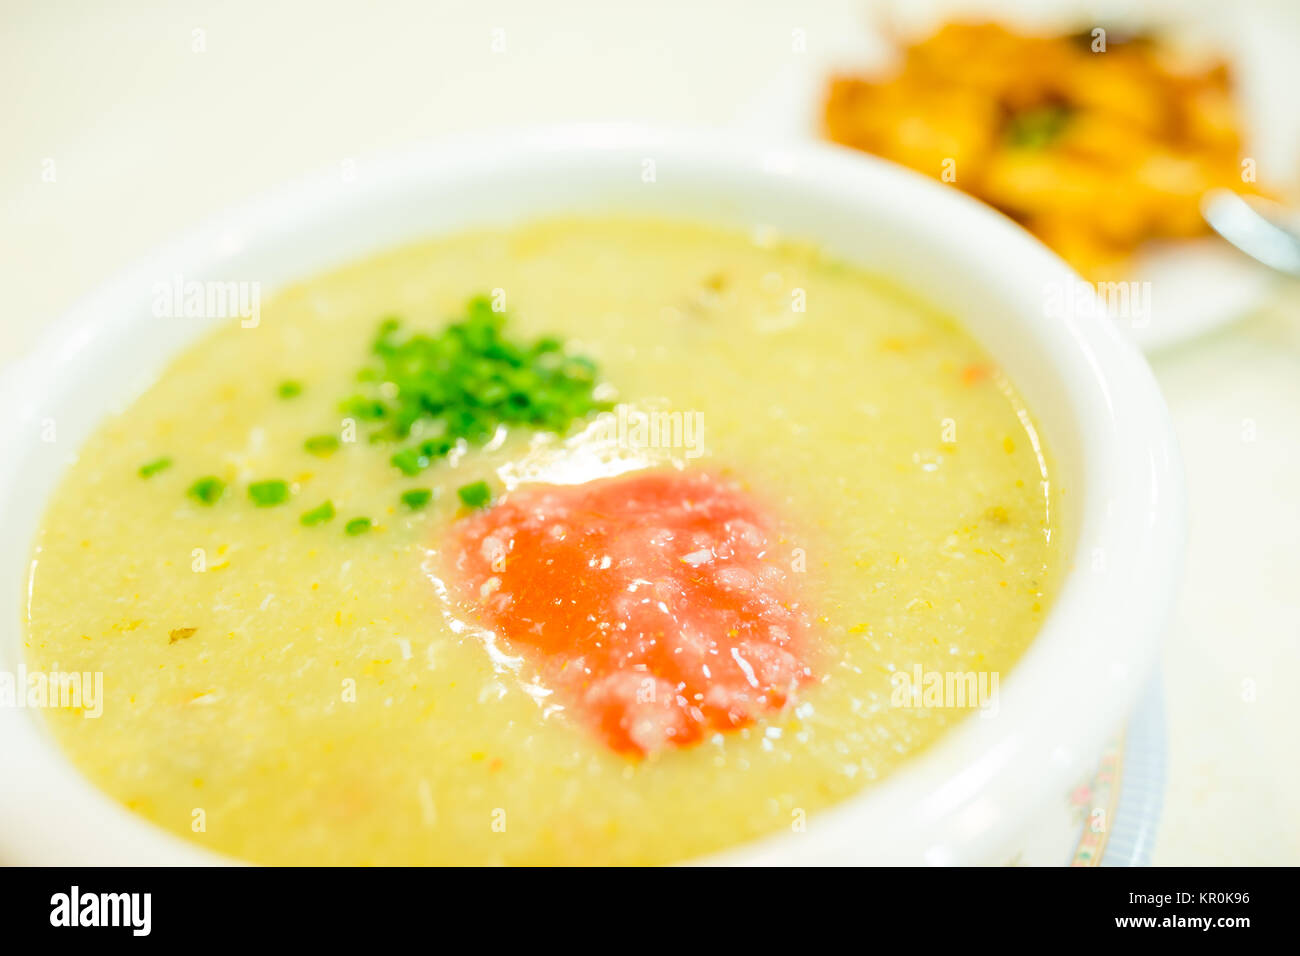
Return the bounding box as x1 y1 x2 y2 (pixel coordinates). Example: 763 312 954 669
450 470 813 756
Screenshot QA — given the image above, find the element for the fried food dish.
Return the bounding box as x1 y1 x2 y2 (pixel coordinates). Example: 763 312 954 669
824 22 1260 278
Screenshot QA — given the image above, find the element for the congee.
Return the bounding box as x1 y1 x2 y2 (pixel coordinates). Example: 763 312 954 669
23 217 1062 864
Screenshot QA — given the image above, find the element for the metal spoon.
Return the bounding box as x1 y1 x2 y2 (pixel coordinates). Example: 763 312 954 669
1201 189 1300 278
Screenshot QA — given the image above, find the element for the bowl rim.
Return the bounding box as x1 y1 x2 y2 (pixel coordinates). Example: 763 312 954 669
0 123 1186 865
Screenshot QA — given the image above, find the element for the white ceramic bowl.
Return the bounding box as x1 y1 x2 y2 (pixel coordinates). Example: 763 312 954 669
0 125 1185 865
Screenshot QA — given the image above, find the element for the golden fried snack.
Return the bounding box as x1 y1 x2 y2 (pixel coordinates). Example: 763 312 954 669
823 22 1261 279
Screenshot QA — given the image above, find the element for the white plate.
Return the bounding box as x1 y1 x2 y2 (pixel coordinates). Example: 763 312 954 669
1121 241 1280 351
725 1 1298 354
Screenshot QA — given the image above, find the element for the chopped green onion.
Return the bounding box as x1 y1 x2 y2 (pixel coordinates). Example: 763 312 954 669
138 457 172 479
1005 104 1073 149
390 447 425 477
278 380 303 399
390 439 452 477
341 297 609 475
304 434 340 457
248 480 290 507
457 480 492 510
400 489 432 510
344 517 372 536
300 500 335 526
187 476 225 505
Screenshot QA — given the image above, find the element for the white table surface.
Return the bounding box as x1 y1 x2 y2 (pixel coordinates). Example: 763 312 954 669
3 0 1297 865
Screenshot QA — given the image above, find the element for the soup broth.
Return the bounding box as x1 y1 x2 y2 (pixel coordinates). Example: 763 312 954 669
24 218 1062 864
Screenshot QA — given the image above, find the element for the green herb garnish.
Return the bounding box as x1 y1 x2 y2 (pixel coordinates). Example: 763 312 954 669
391 439 452 477
278 380 303 399
248 480 290 507
344 517 372 536
304 434 340 457
1005 104 1073 149
344 297 610 477
400 488 433 510
138 457 172 479
187 476 225 505
456 480 492 510
300 500 335 526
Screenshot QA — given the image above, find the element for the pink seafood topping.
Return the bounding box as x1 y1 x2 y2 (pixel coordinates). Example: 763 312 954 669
450 470 813 756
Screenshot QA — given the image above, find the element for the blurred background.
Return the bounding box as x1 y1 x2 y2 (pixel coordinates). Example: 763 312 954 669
3 0 1297 864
